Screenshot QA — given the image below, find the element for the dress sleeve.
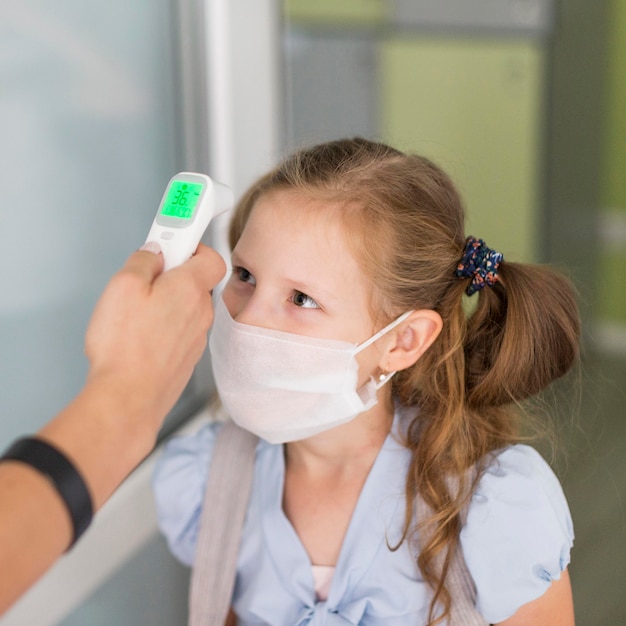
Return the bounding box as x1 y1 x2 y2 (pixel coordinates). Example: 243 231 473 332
152 421 223 566
460 444 574 624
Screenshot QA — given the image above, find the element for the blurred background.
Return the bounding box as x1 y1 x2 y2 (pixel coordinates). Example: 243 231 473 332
1 0 624 624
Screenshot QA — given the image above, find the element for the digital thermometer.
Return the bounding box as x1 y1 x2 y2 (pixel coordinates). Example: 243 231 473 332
145 172 233 271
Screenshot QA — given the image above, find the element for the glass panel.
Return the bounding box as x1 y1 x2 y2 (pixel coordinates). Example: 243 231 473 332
0 0 195 447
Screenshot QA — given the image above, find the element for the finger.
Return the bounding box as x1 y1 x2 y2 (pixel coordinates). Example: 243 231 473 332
181 244 227 290
122 244 165 284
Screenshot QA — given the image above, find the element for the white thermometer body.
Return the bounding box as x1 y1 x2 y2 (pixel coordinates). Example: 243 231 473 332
145 172 233 271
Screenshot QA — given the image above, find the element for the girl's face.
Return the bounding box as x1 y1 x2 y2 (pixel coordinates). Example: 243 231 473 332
222 190 388 385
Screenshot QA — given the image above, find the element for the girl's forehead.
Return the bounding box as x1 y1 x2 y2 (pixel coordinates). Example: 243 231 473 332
252 189 341 221
242 190 350 248
236 191 373 302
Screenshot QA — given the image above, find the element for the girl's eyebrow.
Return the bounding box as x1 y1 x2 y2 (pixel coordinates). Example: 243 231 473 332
230 251 247 267
283 274 336 305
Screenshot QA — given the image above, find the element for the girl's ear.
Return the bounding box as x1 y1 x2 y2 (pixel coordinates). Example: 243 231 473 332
384 310 443 373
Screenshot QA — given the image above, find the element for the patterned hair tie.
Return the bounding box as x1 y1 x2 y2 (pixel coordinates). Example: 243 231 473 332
455 237 503 296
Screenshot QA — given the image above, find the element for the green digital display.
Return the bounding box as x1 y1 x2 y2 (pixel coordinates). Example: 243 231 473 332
160 180 203 219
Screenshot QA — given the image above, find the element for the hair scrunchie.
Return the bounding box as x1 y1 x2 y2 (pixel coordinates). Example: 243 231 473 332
455 236 503 296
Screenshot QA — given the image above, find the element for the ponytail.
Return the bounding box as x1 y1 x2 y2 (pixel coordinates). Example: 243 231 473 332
465 261 580 409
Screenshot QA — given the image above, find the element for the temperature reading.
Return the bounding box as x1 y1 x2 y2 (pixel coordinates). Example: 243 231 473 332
146 172 232 271
160 180 204 219
172 187 189 206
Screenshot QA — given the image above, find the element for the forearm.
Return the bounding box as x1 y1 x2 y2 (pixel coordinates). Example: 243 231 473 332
0 455 70 614
39 375 161 510
0 377 160 614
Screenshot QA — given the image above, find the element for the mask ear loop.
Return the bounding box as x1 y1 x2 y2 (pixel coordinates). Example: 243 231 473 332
353 310 414 390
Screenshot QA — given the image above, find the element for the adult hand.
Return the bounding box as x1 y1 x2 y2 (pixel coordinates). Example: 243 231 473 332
85 243 226 434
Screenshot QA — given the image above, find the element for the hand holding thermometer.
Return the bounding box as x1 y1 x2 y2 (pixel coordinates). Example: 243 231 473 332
145 172 233 271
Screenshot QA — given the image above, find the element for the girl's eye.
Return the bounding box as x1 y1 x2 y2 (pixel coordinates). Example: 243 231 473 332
291 290 319 309
235 266 256 286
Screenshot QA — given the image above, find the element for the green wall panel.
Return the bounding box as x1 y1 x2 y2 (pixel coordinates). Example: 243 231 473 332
598 249 626 322
599 0 626 326
381 37 544 262
603 0 626 211
284 0 384 25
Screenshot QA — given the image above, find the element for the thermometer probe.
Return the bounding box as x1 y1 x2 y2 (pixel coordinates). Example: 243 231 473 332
145 172 233 271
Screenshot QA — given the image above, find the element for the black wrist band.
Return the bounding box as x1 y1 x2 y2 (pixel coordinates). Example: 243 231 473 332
1 436 94 548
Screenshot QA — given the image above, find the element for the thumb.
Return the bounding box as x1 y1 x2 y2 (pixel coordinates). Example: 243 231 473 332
181 244 227 289
122 242 165 284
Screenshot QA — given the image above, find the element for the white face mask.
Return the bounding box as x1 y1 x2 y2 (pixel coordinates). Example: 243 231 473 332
208 296 412 444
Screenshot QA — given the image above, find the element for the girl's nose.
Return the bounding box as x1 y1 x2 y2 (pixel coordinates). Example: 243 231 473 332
223 289 278 331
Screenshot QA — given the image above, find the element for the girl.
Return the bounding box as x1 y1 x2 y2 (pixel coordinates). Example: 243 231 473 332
153 138 580 625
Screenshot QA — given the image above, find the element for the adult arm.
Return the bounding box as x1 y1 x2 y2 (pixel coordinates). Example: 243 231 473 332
0 244 225 614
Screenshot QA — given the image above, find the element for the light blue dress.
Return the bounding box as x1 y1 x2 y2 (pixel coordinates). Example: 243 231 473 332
152 411 573 625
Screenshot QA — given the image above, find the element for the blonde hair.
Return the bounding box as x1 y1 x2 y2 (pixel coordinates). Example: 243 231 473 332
229 138 581 624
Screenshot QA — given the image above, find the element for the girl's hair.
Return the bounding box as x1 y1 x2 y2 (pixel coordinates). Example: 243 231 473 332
229 138 581 624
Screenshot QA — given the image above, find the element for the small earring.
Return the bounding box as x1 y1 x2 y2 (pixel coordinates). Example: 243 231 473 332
378 371 388 383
